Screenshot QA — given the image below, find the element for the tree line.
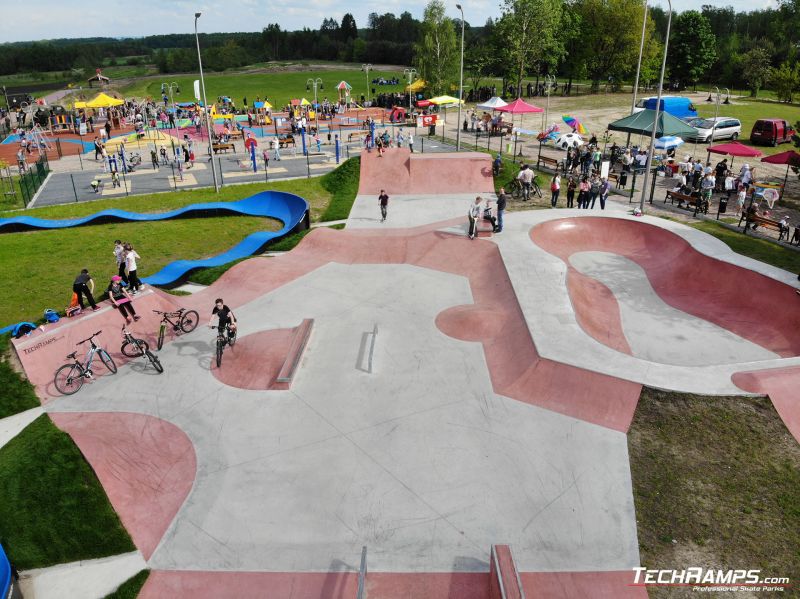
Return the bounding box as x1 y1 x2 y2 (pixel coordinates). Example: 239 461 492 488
4 0 800 99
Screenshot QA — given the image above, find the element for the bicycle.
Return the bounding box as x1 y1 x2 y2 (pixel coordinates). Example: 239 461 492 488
153 308 199 350
507 176 542 200
212 324 237 368
120 325 164 373
53 331 117 395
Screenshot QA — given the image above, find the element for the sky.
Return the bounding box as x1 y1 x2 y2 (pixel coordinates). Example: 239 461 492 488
0 0 780 44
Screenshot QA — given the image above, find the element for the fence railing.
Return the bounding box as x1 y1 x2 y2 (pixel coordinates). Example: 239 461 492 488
19 153 50 206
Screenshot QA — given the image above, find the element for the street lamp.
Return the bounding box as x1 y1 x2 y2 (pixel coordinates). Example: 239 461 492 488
403 68 417 112
630 0 649 115
195 12 219 193
306 77 323 133
709 86 721 144
361 64 373 104
161 81 180 127
456 3 465 152
639 0 672 213
542 74 556 131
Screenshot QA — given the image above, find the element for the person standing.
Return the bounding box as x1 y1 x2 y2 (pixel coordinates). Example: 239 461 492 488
467 196 482 239
272 137 281 161
408 132 414 153
566 175 576 208
378 189 389 222
588 174 601 209
598 177 611 210
578 175 590 209
550 173 561 208
114 240 129 284
73 269 99 311
124 243 142 293
495 187 507 232
517 165 534 201
700 169 715 211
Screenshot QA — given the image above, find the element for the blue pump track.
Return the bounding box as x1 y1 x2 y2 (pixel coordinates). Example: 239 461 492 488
0 191 309 334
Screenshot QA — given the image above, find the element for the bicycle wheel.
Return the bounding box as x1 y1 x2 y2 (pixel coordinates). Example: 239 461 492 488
216 337 224 368
98 349 118 374
157 324 166 350
510 183 521 199
180 310 199 333
121 339 148 358
54 364 84 395
534 182 543 198
145 350 164 374
227 329 237 348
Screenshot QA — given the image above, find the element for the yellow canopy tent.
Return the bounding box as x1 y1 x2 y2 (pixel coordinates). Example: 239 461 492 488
405 79 426 92
85 92 124 108
73 101 87 109
300 98 312 106
429 95 463 105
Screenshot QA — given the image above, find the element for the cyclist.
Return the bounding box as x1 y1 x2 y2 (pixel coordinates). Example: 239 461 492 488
209 298 237 343
517 164 534 201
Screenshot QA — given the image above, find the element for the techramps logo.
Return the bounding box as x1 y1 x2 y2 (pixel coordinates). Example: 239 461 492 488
631 567 791 592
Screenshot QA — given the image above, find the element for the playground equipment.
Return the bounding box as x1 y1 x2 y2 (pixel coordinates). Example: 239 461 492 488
26 125 53 155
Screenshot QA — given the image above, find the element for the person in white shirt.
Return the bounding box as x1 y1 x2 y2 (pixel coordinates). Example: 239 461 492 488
467 196 482 239
517 165 534 200
124 243 142 293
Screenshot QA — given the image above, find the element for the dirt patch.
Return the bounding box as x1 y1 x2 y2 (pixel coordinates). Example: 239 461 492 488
629 387 800 598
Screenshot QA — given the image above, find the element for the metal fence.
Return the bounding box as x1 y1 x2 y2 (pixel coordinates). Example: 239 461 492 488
19 153 50 205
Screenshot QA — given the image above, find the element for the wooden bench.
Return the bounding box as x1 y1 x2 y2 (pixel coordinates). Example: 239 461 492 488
348 131 366 143
212 143 235 154
276 318 314 386
228 130 243 140
278 136 295 149
738 213 789 240
665 189 708 215
537 155 560 172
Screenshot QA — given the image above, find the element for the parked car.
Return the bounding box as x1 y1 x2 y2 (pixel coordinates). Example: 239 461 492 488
633 96 698 119
750 118 795 146
684 117 742 142
0 544 21 599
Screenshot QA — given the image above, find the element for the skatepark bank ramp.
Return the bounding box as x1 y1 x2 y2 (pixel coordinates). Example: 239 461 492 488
358 148 495 196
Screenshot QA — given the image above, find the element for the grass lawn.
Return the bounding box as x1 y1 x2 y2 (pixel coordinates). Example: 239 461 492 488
104 570 150 599
118 68 407 108
0 415 135 570
629 388 800 597
0 334 40 418
690 220 800 273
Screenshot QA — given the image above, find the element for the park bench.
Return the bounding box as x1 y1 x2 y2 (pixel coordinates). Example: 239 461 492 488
348 131 366 143
228 130 243 140
738 213 789 240
278 135 295 149
665 189 708 216
212 143 235 154
537 155 560 172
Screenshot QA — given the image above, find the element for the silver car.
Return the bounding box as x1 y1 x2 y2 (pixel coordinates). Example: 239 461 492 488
685 117 742 142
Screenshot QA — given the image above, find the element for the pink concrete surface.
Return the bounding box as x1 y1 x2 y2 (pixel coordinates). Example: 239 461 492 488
733 366 800 444
531 217 800 358
357 148 495 195
566 269 632 355
140 570 490 599
211 328 295 390
50 412 196 560
492 545 524 599
520 571 648 598
12 290 185 399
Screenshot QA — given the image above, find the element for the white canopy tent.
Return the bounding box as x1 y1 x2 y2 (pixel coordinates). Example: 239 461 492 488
476 96 507 111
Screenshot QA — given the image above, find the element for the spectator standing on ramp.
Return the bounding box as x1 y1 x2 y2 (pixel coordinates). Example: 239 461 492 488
124 244 142 294
73 269 99 312
495 187 507 233
378 189 389 222
114 240 128 284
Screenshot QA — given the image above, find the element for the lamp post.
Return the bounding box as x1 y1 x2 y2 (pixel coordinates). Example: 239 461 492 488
455 3 465 152
161 81 180 128
361 64 373 104
403 68 417 112
542 74 556 131
195 12 219 193
639 0 672 213
306 77 323 134
709 86 721 145
631 0 649 115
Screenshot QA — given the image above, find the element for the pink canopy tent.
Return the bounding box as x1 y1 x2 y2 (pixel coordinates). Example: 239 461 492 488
495 98 543 136
760 149 800 200
706 140 763 170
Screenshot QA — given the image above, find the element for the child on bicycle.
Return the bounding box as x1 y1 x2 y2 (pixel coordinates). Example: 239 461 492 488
209 298 237 341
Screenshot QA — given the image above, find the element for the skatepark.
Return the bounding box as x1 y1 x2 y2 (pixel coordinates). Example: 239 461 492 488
4 147 800 598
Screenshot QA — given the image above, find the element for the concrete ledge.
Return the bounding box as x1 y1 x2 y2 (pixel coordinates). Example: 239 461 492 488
276 318 314 385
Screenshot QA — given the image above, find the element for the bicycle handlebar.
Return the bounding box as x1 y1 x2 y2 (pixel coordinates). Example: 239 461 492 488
77 331 102 345
152 308 185 316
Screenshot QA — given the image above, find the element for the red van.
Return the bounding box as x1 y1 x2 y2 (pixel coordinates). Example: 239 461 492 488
750 119 795 146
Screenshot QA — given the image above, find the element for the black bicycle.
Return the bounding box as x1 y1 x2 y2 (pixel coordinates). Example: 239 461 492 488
121 325 164 373
212 324 237 368
153 308 199 350
508 176 542 200
53 331 117 395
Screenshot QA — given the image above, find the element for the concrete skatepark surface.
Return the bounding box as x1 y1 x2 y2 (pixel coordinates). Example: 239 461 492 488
6 148 800 598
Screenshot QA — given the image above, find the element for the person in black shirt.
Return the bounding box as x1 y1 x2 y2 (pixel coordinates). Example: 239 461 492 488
209 298 237 340
73 269 99 311
378 189 389 222
495 187 508 232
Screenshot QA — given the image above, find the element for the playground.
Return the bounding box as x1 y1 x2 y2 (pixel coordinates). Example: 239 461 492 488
0 144 798 597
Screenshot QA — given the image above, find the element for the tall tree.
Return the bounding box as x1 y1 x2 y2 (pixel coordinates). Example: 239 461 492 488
413 0 458 95
340 14 358 42
741 46 773 96
496 0 563 97
668 11 716 89
772 60 799 101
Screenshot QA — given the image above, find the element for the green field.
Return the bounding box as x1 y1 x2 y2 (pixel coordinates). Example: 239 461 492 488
118 67 407 108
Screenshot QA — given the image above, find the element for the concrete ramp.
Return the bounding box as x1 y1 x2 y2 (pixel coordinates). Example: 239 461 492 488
358 148 494 196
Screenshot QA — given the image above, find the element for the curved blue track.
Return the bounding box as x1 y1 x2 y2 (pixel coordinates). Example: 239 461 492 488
0 191 308 334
